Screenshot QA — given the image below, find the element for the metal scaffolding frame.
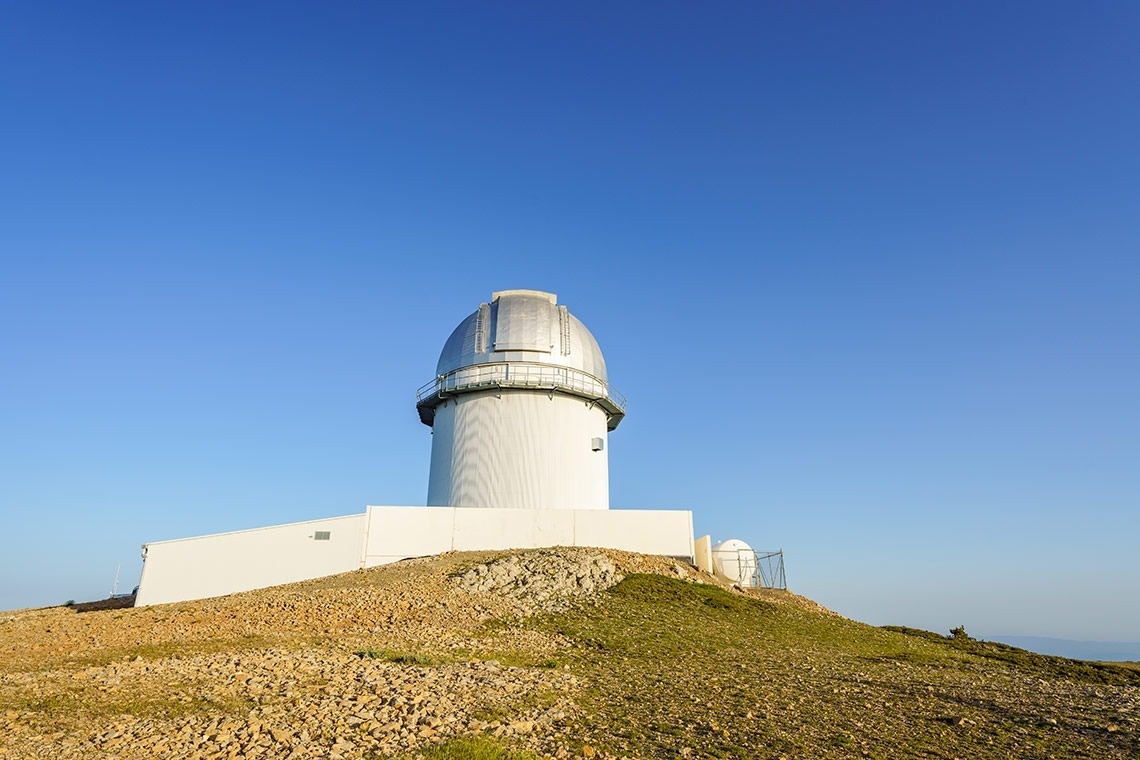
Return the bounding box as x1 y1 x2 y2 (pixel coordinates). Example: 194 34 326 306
727 548 786 589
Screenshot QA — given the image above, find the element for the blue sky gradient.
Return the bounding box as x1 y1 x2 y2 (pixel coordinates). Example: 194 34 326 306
2 3 1137 643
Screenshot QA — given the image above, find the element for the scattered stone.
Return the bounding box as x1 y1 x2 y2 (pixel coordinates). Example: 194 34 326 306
0 549 603 760
4 547 1136 760
452 550 623 613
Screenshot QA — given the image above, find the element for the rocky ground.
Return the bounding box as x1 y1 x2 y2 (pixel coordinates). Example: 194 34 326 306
1 548 1136 759
542 574 1140 759
0 549 679 759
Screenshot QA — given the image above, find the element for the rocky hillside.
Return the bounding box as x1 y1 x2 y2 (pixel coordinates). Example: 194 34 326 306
1 547 1136 759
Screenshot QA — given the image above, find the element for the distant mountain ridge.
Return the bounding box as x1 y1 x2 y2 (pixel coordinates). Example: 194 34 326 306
984 635 1140 662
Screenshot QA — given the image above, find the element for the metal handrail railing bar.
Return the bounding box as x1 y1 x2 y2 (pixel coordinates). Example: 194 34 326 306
416 361 625 412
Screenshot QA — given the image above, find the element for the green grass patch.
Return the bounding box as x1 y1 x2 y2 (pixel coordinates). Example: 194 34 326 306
103 693 255 720
45 634 281 672
4 692 80 714
355 648 439 666
446 645 555 669
394 733 540 760
2 686 253 729
882 626 1140 686
512 573 1135 759
472 689 561 724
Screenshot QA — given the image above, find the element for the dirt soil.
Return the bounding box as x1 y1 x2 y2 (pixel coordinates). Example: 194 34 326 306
1 548 1136 759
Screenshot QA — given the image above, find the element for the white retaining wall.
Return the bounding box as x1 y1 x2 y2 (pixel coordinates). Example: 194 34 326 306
135 506 693 606
362 506 693 567
134 514 366 606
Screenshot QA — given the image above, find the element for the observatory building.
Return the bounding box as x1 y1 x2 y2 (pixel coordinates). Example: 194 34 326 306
134 289 701 606
418 289 623 511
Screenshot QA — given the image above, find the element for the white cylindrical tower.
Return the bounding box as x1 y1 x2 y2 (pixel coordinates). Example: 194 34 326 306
416 289 625 510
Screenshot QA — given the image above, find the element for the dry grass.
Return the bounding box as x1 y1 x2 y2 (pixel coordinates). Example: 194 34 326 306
516 574 1139 758
2 552 1137 759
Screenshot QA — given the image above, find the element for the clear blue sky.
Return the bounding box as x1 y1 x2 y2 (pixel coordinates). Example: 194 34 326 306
2 3 1137 643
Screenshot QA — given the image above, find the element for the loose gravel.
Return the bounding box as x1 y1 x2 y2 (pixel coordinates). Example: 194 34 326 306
0 548 689 759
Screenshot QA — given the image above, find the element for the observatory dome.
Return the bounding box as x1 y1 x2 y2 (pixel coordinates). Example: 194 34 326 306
418 289 625 510
417 289 625 431
435 289 608 381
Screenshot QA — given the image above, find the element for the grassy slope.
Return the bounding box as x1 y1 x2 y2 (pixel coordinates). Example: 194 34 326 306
506 574 1139 759
5 561 1137 759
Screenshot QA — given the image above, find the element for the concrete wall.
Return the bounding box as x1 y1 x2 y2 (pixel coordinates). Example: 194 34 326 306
363 506 693 567
693 535 714 575
135 506 694 606
135 514 365 606
427 391 609 510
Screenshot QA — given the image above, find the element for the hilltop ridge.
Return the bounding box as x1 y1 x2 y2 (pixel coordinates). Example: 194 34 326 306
1 547 1136 759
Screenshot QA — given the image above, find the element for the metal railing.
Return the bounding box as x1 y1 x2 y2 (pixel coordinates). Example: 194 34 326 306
753 550 786 589
721 549 787 589
416 362 626 412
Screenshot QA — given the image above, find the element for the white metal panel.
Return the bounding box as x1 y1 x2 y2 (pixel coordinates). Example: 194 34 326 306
564 312 607 381
575 509 695 558
694 535 714 574
491 289 557 304
434 291 608 382
426 399 455 506
136 505 696 605
135 514 365 606
426 391 609 510
364 506 455 558
362 506 694 568
452 507 576 550
493 294 553 352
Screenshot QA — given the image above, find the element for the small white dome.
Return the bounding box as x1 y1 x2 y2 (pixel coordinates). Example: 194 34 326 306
712 539 757 585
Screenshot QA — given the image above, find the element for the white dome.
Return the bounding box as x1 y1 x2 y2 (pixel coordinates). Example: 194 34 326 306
420 289 624 510
435 289 608 381
712 539 757 585
713 538 754 554
418 289 625 431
